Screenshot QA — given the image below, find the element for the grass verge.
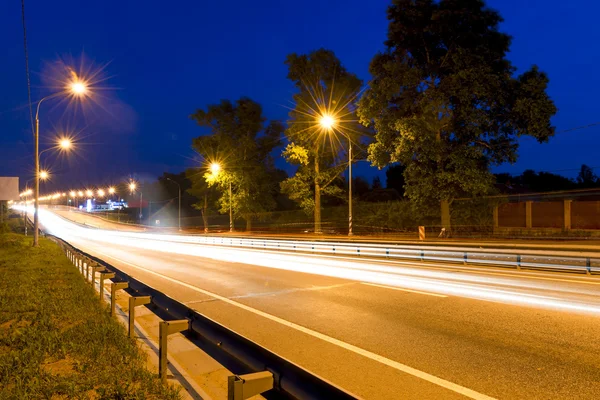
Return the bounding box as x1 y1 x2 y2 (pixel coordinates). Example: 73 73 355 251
0 231 180 399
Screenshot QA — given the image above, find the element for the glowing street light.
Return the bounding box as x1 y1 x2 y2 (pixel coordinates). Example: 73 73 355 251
97 189 105 197
210 163 221 175
86 190 93 197
317 113 354 236
39 170 49 180
108 187 115 195
59 138 72 150
70 81 87 95
319 114 336 130
77 191 84 197
128 181 143 223
69 191 76 197
208 162 233 232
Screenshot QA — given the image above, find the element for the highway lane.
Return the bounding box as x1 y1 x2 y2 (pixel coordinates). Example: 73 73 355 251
37 208 600 399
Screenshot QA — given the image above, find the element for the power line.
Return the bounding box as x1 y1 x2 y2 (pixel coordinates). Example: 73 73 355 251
20 0 35 140
556 122 600 135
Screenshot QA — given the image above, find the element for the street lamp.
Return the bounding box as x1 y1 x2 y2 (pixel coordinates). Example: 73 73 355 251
166 178 182 232
59 138 72 150
129 181 143 224
97 189 105 197
33 76 88 246
320 113 354 236
210 163 233 232
210 163 221 174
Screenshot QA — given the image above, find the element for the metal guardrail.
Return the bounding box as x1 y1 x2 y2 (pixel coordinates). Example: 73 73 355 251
112 232 600 275
48 234 358 400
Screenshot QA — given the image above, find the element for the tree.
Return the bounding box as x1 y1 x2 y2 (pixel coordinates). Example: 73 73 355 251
577 164 598 188
372 176 382 190
358 0 557 229
189 98 283 231
353 176 371 199
385 164 406 197
519 169 575 192
281 49 364 233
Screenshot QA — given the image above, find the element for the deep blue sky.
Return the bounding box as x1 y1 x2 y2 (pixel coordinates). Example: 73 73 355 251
2 0 600 191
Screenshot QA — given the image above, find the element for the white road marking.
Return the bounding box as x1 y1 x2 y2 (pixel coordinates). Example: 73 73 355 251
230 282 357 300
92 249 496 400
362 282 448 298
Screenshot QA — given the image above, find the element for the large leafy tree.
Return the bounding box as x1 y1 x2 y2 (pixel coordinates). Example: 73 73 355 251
190 98 283 231
358 0 557 229
281 49 364 233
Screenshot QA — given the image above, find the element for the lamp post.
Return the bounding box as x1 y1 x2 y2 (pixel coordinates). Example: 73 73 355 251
33 79 87 246
320 114 353 236
129 181 142 224
210 163 233 232
166 178 182 231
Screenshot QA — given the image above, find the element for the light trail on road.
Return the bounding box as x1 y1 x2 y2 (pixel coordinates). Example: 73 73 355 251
37 207 600 315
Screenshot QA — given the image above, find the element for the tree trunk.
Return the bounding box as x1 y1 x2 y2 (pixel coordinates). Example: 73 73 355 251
435 126 451 232
246 216 252 232
202 193 208 233
314 146 322 234
440 199 451 231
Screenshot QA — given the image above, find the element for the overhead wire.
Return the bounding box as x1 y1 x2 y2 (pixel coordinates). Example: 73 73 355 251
20 0 35 140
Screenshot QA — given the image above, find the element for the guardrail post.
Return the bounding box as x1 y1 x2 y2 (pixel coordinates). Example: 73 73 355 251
463 253 467 265
99 272 116 300
516 255 521 270
85 260 91 281
128 296 151 338
228 371 274 400
420 250 425 261
586 258 591 275
110 282 128 316
90 265 106 285
159 320 190 384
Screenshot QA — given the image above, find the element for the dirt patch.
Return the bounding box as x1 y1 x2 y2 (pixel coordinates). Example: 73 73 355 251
58 320 83 334
0 319 31 330
0 319 16 329
42 357 76 377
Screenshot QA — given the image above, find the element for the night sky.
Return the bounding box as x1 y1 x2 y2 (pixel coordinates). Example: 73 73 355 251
2 0 600 191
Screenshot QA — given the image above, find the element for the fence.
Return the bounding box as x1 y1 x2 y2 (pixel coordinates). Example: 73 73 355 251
49 235 358 400
495 199 600 234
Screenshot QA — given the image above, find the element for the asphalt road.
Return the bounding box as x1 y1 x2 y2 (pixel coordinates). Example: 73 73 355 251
37 208 600 399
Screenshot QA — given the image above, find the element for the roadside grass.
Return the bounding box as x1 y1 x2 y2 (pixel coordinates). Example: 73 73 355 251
0 230 180 399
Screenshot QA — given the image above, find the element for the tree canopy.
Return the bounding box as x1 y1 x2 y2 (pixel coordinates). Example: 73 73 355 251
357 0 557 228
189 97 284 230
